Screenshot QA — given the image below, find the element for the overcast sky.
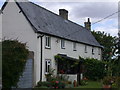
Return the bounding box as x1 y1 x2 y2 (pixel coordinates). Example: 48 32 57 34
0 0 119 37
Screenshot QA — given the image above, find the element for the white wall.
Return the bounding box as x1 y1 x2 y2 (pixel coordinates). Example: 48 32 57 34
42 35 102 81
2 1 41 86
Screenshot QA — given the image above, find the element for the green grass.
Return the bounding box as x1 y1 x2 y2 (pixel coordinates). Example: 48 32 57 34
76 81 102 88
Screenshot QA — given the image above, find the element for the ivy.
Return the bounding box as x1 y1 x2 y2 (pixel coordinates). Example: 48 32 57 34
55 55 80 74
55 55 106 80
2 40 29 88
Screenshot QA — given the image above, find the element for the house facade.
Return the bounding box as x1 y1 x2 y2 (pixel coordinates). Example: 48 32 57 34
1 0 102 87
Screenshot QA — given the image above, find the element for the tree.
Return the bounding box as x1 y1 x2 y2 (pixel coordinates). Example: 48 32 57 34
92 31 120 76
2 40 29 88
92 31 116 61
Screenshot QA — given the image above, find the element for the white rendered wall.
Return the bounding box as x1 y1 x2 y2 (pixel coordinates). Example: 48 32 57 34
2 2 41 86
42 35 102 81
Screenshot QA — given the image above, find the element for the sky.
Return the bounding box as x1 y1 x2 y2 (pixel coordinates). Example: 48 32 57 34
0 0 119 37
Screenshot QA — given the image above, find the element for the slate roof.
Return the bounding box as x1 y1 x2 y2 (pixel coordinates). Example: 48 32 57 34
16 1 102 47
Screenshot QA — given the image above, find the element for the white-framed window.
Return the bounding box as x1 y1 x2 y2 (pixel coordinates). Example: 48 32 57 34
92 47 94 55
45 59 51 73
98 48 101 55
45 36 51 49
61 39 65 49
73 42 76 51
85 45 87 53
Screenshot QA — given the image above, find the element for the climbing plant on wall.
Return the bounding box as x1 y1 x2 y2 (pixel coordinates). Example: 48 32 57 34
55 55 80 74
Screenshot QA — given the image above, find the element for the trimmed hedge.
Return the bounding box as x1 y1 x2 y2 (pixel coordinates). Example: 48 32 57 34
2 40 29 88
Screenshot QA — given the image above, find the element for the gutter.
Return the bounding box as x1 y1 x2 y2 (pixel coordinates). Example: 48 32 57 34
37 34 44 82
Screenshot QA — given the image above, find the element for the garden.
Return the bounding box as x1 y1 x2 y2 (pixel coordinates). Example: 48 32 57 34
35 55 120 89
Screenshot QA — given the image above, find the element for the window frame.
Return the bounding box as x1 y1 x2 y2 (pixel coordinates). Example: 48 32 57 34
61 39 65 49
73 42 77 51
85 45 87 53
98 48 101 55
45 59 51 74
45 36 51 49
92 47 94 55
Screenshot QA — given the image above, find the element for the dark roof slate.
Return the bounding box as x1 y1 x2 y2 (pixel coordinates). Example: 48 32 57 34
16 1 102 47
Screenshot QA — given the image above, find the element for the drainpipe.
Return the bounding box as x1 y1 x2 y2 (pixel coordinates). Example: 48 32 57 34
37 34 44 82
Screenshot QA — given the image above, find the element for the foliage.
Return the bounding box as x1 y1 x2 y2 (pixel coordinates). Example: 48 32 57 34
83 58 106 80
80 77 88 86
36 68 73 89
55 55 80 74
102 76 114 85
35 81 51 87
2 40 29 88
102 76 120 88
115 77 120 88
92 31 116 61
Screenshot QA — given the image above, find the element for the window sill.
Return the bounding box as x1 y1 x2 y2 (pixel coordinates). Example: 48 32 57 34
73 49 77 51
45 46 51 49
61 47 65 49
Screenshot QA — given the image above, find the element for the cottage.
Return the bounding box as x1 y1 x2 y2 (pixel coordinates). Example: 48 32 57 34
1 0 102 87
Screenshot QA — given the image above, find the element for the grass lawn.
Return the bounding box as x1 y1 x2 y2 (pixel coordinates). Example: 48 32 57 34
76 80 102 88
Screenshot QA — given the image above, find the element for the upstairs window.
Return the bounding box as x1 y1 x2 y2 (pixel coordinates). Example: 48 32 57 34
73 42 76 51
85 45 87 53
45 59 51 74
92 47 94 55
61 39 65 49
98 48 101 55
45 36 51 49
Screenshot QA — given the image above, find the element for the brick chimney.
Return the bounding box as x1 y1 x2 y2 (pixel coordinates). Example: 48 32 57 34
84 18 91 30
59 9 68 20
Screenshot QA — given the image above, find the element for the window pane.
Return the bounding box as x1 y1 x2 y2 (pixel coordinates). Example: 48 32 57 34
46 37 48 46
85 45 87 53
61 40 65 49
45 61 47 72
73 43 76 50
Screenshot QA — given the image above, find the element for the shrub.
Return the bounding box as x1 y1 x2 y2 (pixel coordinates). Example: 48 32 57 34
80 77 88 86
2 40 29 88
36 81 51 87
102 76 114 85
36 69 72 89
115 77 120 88
83 58 106 80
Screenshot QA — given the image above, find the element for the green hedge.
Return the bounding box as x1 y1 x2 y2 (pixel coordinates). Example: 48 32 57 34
2 40 29 88
83 58 106 80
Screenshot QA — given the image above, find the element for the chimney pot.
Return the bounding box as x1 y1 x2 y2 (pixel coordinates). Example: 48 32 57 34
59 9 68 20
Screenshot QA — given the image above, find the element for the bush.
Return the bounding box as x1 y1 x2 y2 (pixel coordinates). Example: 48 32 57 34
80 77 88 86
36 69 72 89
2 40 29 88
115 77 120 88
83 58 106 80
36 81 51 87
102 76 114 85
